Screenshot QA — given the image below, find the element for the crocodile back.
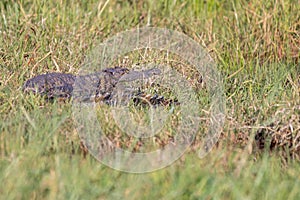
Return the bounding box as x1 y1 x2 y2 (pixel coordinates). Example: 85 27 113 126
72 67 129 101
23 66 162 102
23 72 76 99
23 67 130 100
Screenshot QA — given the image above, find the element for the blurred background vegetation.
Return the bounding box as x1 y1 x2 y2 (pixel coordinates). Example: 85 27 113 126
0 0 299 199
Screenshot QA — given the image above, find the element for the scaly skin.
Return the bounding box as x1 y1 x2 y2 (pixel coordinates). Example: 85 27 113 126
23 67 164 104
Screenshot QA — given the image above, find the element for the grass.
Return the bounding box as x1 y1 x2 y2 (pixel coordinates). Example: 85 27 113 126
0 0 299 199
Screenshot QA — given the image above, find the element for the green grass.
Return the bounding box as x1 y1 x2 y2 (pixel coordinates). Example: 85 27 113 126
1 0 299 199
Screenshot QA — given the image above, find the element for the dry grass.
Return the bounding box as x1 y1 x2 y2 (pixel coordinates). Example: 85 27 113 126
0 0 300 199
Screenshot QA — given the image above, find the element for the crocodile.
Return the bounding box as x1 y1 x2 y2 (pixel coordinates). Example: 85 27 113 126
23 66 172 105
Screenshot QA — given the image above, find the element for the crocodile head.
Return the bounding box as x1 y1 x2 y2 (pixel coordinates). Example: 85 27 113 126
102 66 129 79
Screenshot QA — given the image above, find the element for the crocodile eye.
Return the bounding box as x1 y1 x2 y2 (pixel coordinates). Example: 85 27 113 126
104 67 119 75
